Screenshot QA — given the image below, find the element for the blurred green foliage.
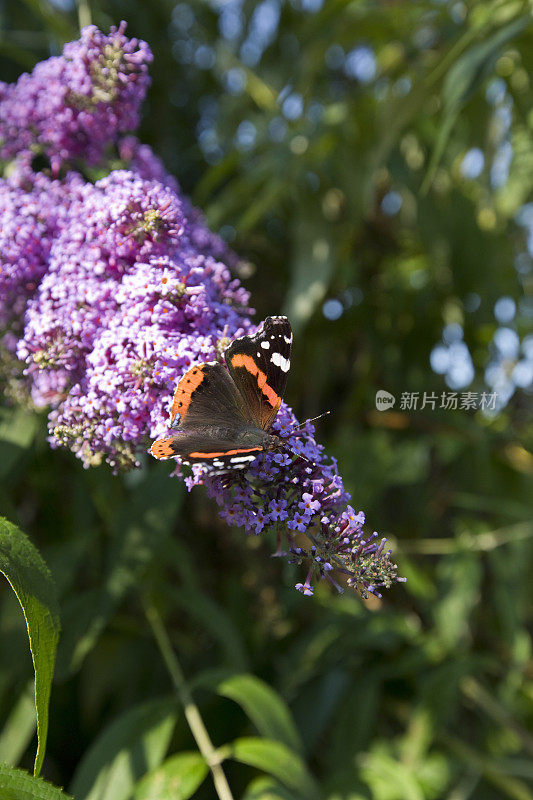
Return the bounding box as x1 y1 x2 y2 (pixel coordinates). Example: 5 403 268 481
1 0 532 798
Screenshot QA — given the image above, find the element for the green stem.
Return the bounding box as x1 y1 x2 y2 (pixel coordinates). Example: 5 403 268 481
442 733 533 800
396 521 533 555
76 0 92 30
461 677 533 758
144 598 235 800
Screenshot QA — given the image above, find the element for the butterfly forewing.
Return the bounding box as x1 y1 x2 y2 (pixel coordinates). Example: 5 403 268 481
169 361 251 430
225 316 292 432
151 360 263 471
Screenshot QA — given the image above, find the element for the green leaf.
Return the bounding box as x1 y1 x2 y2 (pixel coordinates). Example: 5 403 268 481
242 775 301 800
283 209 334 334
211 673 303 754
441 17 530 112
172 588 249 671
17 0 74 41
0 38 38 70
70 698 178 800
133 753 208 800
496 126 533 216
192 150 240 206
434 552 482 650
237 179 285 233
0 680 37 766
423 14 531 191
56 467 183 678
0 407 39 481
360 743 426 800
292 668 350 754
324 674 380 773
230 738 321 800
55 587 116 681
0 764 73 800
0 517 61 777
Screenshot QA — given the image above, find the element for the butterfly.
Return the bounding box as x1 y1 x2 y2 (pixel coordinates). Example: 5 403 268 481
150 316 293 476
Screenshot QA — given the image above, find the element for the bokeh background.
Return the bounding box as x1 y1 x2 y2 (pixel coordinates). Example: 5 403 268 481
1 1 532 799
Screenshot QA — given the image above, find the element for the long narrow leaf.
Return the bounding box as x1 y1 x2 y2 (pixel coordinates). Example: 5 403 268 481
215 673 303 754
0 407 39 481
0 517 61 777
422 14 531 191
133 753 208 800
0 680 37 766
243 775 301 800
230 737 321 800
70 698 178 800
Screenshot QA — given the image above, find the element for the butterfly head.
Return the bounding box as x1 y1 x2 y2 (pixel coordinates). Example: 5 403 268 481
264 432 285 452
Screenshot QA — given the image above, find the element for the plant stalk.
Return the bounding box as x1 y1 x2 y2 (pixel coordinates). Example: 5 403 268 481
144 598 235 800
76 0 92 30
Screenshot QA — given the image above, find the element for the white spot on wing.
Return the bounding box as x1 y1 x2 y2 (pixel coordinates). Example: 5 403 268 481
261 341 270 349
284 335 292 344
271 352 290 372
230 454 257 464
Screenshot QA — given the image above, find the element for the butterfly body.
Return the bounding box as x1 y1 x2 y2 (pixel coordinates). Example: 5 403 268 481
150 316 292 475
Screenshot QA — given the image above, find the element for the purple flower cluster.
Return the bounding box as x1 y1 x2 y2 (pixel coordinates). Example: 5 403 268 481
203 408 401 597
16 169 252 468
0 25 402 597
0 22 152 170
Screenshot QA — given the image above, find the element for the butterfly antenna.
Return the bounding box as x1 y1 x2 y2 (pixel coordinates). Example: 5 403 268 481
295 410 330 430
298 449 319 468
289 411 331 435
279 440 315 467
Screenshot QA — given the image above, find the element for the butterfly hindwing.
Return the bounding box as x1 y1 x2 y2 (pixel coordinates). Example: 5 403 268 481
225 316 292 432
150 431 264 474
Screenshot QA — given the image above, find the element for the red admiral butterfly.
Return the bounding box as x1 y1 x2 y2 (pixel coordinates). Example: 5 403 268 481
150 316 293 475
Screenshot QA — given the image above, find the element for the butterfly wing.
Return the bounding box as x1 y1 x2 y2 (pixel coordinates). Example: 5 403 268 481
151 360 262 473
225 316 292 432
151 317 292 474
150 431 264 474
168 360 252 430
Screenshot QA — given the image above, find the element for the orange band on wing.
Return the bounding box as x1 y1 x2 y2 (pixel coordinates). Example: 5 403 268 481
230 354 279 408
170 366 205 424
188 447 262 458
150 438 177 460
